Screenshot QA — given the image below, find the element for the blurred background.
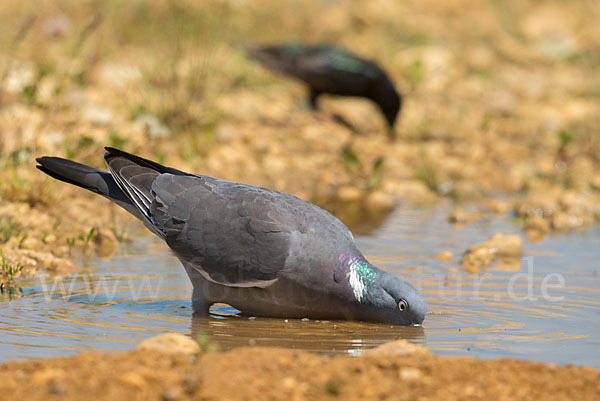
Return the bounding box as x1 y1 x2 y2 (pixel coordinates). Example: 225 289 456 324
0 0 599 271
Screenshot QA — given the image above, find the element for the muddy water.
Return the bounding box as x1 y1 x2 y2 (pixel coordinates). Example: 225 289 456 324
0 205 598 367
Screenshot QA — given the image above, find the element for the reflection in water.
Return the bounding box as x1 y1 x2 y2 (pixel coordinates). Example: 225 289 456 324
0 205 598 367
318 199 394 236
192 306 425 355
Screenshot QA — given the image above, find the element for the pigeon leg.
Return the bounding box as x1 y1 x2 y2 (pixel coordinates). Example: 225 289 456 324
191 285 211 314
308 88 321 110
387 126 397 142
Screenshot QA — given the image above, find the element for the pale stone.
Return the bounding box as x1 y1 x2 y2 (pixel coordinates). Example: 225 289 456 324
137 333 200 355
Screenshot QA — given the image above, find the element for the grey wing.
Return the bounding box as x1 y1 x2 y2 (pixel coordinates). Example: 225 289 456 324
105 152 353 288
150 175 295 287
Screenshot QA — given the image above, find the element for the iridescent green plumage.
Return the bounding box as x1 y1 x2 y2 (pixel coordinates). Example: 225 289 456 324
245 43 402 136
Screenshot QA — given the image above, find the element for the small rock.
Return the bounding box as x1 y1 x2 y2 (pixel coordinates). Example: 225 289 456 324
559 192 593 214
364 340 430 357
551 213 583 231
43 234 57 244
32 368 66 385
364 190 394 210
481 199 511 214
4 65 35 94
515 198 557 218
337 186 364 202
461 233 522 274
281 376 298 389
97 62 143 89
385 180 437 204
82 105 114 126
524 216 550 233
399 367 423 381
437 251 453 261
135 114 169 138
524 216 550 241
461 247 491 274
448 208 479 225
162 387 182 401
120 372 146 388
47 382 66 396
485 233 522 257
591 174 600 191
137 334 200 355
495 258 522 272
42 14 73 38
20 238 41 251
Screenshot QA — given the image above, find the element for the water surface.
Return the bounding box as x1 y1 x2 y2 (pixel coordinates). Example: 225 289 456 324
0 205 598 367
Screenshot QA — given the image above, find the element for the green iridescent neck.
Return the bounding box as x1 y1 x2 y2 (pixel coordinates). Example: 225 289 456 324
338 254 379 302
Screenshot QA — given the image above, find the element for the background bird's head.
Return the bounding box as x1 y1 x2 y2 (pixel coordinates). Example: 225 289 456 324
371 78 402 129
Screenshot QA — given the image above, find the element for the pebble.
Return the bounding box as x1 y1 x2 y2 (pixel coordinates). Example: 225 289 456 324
137 334 200 355
32 368 66 385
82 105 114 126
42 14 73 38
20 237 41 250
135 114 170 138
551 213 581 231
524 216 550 241
162 387 183 401
120 372 146 388
337 186 364 202
485 233 522 257
364 340 430 357
399 367 423 381
364 190 395 210
461 233 522 273
43 234 57 244
461 247 492 274
448 208 479 225
481 199 511 215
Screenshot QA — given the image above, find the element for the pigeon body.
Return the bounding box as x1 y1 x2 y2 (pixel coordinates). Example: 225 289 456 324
245 43 402 131
36 148 426 325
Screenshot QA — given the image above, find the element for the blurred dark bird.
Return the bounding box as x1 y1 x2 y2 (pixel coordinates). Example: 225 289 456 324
245 43 402 138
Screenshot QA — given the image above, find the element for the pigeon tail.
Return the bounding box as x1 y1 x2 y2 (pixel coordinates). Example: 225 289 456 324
36 157 129 204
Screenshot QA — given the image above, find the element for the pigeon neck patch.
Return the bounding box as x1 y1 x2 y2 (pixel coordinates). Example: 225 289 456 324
339 254 379 302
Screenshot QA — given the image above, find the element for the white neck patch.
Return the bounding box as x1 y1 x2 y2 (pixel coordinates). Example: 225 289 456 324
348 263 366 302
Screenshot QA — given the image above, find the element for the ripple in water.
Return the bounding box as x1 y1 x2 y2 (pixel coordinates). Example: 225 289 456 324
0 206 598 367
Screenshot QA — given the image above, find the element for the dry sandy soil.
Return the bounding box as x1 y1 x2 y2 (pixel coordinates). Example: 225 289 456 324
1 345 599 401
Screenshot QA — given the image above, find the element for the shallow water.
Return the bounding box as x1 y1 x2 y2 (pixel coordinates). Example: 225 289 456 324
0 205 599 367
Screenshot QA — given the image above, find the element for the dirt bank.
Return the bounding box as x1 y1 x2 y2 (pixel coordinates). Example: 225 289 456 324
0 345 598 401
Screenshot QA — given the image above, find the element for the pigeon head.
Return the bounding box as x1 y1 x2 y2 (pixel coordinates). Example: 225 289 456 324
338 255 426 325
376 270 427 325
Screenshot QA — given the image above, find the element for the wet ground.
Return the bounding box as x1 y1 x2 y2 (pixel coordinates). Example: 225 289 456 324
1 205 598 368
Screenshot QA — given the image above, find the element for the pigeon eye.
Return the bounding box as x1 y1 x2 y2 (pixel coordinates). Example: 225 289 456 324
398 299 408 312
